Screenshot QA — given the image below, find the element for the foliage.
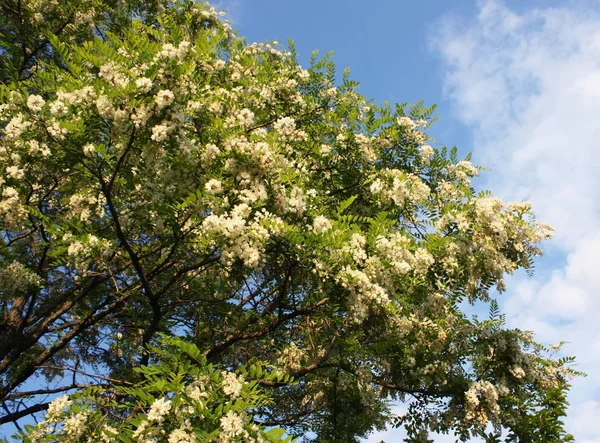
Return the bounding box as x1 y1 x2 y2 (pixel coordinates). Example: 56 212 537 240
0 0 579 441
17 336 293 442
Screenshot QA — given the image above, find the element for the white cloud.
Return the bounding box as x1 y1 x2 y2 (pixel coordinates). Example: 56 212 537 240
213 0 245 25
432 0 600 440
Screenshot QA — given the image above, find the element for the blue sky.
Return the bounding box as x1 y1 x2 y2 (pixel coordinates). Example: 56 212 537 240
219 0 600 441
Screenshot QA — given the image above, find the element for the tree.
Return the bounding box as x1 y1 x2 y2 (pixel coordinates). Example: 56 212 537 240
0 0 579 441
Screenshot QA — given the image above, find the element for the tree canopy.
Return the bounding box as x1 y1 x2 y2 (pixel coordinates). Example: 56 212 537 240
0 0 579 441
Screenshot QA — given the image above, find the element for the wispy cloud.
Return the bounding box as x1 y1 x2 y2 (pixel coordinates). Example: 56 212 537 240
213 0 245 26
431 0 600 440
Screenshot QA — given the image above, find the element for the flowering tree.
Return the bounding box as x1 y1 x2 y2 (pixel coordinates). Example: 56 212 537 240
0 0 579 441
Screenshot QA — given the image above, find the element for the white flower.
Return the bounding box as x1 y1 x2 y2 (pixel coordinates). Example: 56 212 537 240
27 94 45 112
510 366 526 379
456 160 479 176
63 412 87 440
319 144 332 156
274 116 296 136
101 424 118 442
221 371 244 399
151 122 174 142
204 179 222 194
287 187 306 214
155 89 175 109
312 215 332 234
298 69 310 81
202 143 221 165
6 166 24 179
465 383 480 408
325 87 337 97
46 395 72 421
237 108 255 127
397 116 416 129
208 101 223 115
413 248 434 275
2 187 18 199
132 420 148 439
49 100 67 116
169 428 197 443
96 96 113 119
147 397 172 423
277 342 306 371
99 62 129 88
220 410 245 437
177 41 191 59
158 43 178 59
4 113 31 139
136 77 153 93
370 178 383 194
83 143 96 157
419 144 435 164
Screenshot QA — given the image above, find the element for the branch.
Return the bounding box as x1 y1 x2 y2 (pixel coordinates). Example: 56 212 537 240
4 383 96 401
0 402 49 426
34 366 132 386
0 288 133 401
205 298 328 359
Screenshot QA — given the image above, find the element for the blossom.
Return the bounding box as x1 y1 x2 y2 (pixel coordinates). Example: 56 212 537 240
6 166 24 179
0 261 41 295
178 41 191 59
136 77 153 93
413 248 434 275
158 43 178 59
237 108 255 126
221 371 244 399
204 179 222 194
100 425 118 442
83 143 96 157
202 143 221 165
151 121 175 142
324 87 337 97
355 133 376 162
278 342 306 372
98 62 129 88
147 397 172 423
46 395 72 421
96 96 113 119
370 178 383 194
274 116 296 135
4 113 30 139
419 144 435 164
312 215 332 234
63 412 88 440
220 410 245 438
155 89 175 109
132 420 148 439
397 116 416 128
510 366 526 379
168 428 197 443
132 104 153 128
287 187 306 214
298 69 310 81
49 100 67 116
27 94 45 112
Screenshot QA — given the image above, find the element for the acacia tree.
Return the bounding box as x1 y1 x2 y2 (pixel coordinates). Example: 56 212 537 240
0 0 579 441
